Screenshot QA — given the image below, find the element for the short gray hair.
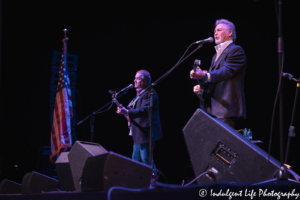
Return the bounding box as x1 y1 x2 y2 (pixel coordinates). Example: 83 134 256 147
137 69 151 84
215 19 236 41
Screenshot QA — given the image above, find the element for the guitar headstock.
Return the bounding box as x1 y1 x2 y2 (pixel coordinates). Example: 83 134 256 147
111 91 120 106
110 91 117 102
194 59 201 66
193 59 201 72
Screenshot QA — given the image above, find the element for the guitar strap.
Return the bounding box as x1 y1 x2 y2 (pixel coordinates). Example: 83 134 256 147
127 88 146 136
127 89 146 109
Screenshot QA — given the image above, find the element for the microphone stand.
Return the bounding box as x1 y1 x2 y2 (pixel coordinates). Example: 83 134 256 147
253 75 300 185
77 91 128 142
252 1 300 185
284 76 300 165
144 44 204 169
277 0 285 176
268 0 298 183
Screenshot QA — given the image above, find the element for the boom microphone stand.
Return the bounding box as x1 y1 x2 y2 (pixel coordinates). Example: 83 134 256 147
77 91 128 142
143 42 207 169
283 74 300 165
253 73 300 185
254 0 300 185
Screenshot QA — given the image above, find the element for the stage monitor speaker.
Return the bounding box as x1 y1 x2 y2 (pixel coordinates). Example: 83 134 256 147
55 152 75 191
0 179 22 194
81 151 152 191
68 141 108 190
182 109 297 184
21 171 58 193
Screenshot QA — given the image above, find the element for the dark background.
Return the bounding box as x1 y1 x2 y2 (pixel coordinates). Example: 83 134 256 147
0 0 299 184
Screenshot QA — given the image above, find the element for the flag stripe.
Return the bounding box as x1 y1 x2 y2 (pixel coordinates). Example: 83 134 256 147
50 50 73 163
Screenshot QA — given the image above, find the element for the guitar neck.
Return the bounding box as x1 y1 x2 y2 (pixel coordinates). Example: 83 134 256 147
113 99 120 107
193 64 201 85
113 98 131 124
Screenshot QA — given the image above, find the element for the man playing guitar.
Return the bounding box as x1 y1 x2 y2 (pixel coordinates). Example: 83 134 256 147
116 70 162 169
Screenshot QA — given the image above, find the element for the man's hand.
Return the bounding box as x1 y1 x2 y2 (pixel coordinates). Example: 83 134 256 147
116 104 128 115
193 85 200 96
190 67 205 79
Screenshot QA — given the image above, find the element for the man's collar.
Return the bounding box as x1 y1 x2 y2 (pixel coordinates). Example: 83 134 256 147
136 88 142 92
215 40 233 53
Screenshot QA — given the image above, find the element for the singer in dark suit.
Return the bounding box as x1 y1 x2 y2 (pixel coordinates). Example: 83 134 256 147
191 19 246 129
116 70 162 166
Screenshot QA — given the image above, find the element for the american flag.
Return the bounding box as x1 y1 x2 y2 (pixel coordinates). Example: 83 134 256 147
49 49 73 163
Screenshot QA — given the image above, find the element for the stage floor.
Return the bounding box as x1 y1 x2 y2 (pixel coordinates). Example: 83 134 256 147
1 181 300 200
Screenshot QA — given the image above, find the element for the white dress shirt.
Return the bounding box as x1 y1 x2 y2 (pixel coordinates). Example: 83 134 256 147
215 40 233 61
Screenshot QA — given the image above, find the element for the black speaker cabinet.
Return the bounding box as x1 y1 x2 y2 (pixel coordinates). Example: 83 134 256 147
21 171 58 193
182 109 298 184
68 141 108 190
0 179 22 194
55 152 75 191
81 151 152 191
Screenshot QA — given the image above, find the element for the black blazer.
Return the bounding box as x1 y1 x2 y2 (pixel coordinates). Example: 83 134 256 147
206 42 247 119
128 89 162 145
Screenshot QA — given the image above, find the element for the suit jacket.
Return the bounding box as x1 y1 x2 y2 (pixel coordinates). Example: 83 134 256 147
128 89 162 145
206 42 247 119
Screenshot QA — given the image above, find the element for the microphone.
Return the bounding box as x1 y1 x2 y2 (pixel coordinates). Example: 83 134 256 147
193 37 214 44
283 72 293 80
118 84 134 93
